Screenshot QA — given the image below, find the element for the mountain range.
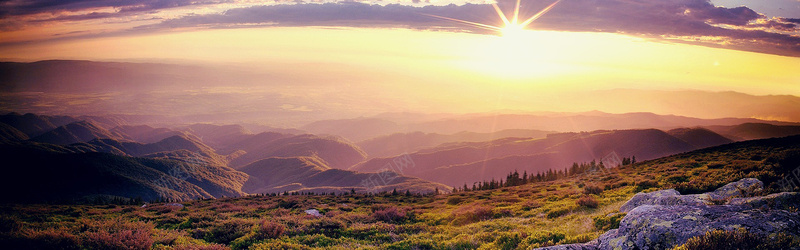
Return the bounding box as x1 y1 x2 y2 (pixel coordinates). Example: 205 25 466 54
351 128 736 186
2 110 800 203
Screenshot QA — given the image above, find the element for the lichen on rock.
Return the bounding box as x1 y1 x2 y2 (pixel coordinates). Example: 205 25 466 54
536 178 800 250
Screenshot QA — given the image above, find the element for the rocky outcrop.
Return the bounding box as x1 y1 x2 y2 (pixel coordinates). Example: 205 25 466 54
537 178 800 250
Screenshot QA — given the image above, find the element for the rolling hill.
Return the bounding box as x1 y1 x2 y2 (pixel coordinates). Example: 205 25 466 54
357 129 554 158
30 120 125 145
706 123 800 141
0 142 247 203
0 122 28 143
666 127 734 148
301 117 403 142
0 112 77 137
302 111 797 144
221 132 367 170
77 134 218 158
240 155 449 194
3 134 798 249
352 128 731 186
110 125 185 144
177 123 254 149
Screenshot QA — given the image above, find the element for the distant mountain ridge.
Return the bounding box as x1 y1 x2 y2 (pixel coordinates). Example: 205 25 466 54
240 155 448 194
31 120 125 145
706 123 800 141
357 129 554 158
221 132 368 170
352 128 734 186
303 111 799 142
0 122 28 143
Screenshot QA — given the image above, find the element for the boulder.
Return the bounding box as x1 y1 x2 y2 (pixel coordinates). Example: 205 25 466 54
706 178 763 200
618 189 706 213
597 204 798 249
535 178 800 250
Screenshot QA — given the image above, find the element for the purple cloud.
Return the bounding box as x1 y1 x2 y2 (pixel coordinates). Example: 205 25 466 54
134 0 800 56
1 0 798 56
0 0 227 25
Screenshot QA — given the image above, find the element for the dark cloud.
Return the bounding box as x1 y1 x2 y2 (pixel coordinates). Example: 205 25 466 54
134 0 800 56
785 18 800 24
2 0 798 56
0 0 226 19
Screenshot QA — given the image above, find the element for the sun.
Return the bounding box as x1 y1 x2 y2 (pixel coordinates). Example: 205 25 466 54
501 23 526 38
422 0 565 78
424 0 562 37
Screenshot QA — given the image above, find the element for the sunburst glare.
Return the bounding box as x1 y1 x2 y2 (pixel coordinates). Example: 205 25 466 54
426 0 567 79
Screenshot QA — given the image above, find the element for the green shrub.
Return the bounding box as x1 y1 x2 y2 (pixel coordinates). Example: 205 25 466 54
546 207 571 218
593 213 625 231
301 217 345 238
250 240 310 250
8 228 82 250
385 238 439 249
451 204 494 225
203 220 250 245
521 200 541 211
447 196 465 205
636 180 659 191
495 233 522 250
576 196 599 208
583 185 604 195
371 205 408 223
255 220 285 240
520 231 565 248
564 233 595 244
674 180 725 194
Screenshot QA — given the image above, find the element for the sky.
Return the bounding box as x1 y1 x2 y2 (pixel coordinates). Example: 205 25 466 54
0 0 798 122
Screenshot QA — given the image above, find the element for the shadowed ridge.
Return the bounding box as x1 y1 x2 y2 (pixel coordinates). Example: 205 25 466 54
667 127 734 149
31 120 124 145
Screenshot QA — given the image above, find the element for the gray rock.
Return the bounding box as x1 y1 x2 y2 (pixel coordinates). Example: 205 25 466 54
619 178 765 213
534 244 597 250
619 189 707 213
728 192 800 209
707 178 763 200
596 204 799 250
535 178 800 250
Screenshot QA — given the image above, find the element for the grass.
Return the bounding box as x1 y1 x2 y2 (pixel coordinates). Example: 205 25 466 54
1 136 800 249
673 229 799 250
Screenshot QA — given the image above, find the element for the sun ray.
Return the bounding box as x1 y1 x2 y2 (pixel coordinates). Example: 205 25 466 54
422 13 503 32
492 3 511 26
423 0 563 36
519 0 563 28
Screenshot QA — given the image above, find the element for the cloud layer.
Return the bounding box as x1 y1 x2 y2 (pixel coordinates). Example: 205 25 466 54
1 0 799 56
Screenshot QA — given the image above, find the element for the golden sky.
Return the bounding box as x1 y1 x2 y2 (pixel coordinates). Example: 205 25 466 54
0 0 798 121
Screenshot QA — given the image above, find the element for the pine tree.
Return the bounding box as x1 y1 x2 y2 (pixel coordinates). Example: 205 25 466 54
522 171 528 184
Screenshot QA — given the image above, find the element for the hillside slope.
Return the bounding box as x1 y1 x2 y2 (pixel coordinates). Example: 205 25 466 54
706 123 800 141
240 156 448 194
667 127 734 148
0 122 29 143
3 135 799 249
352 129 732 186
357 129 553 158
31 121 124 145
0 141 247 202
223 133 367 170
